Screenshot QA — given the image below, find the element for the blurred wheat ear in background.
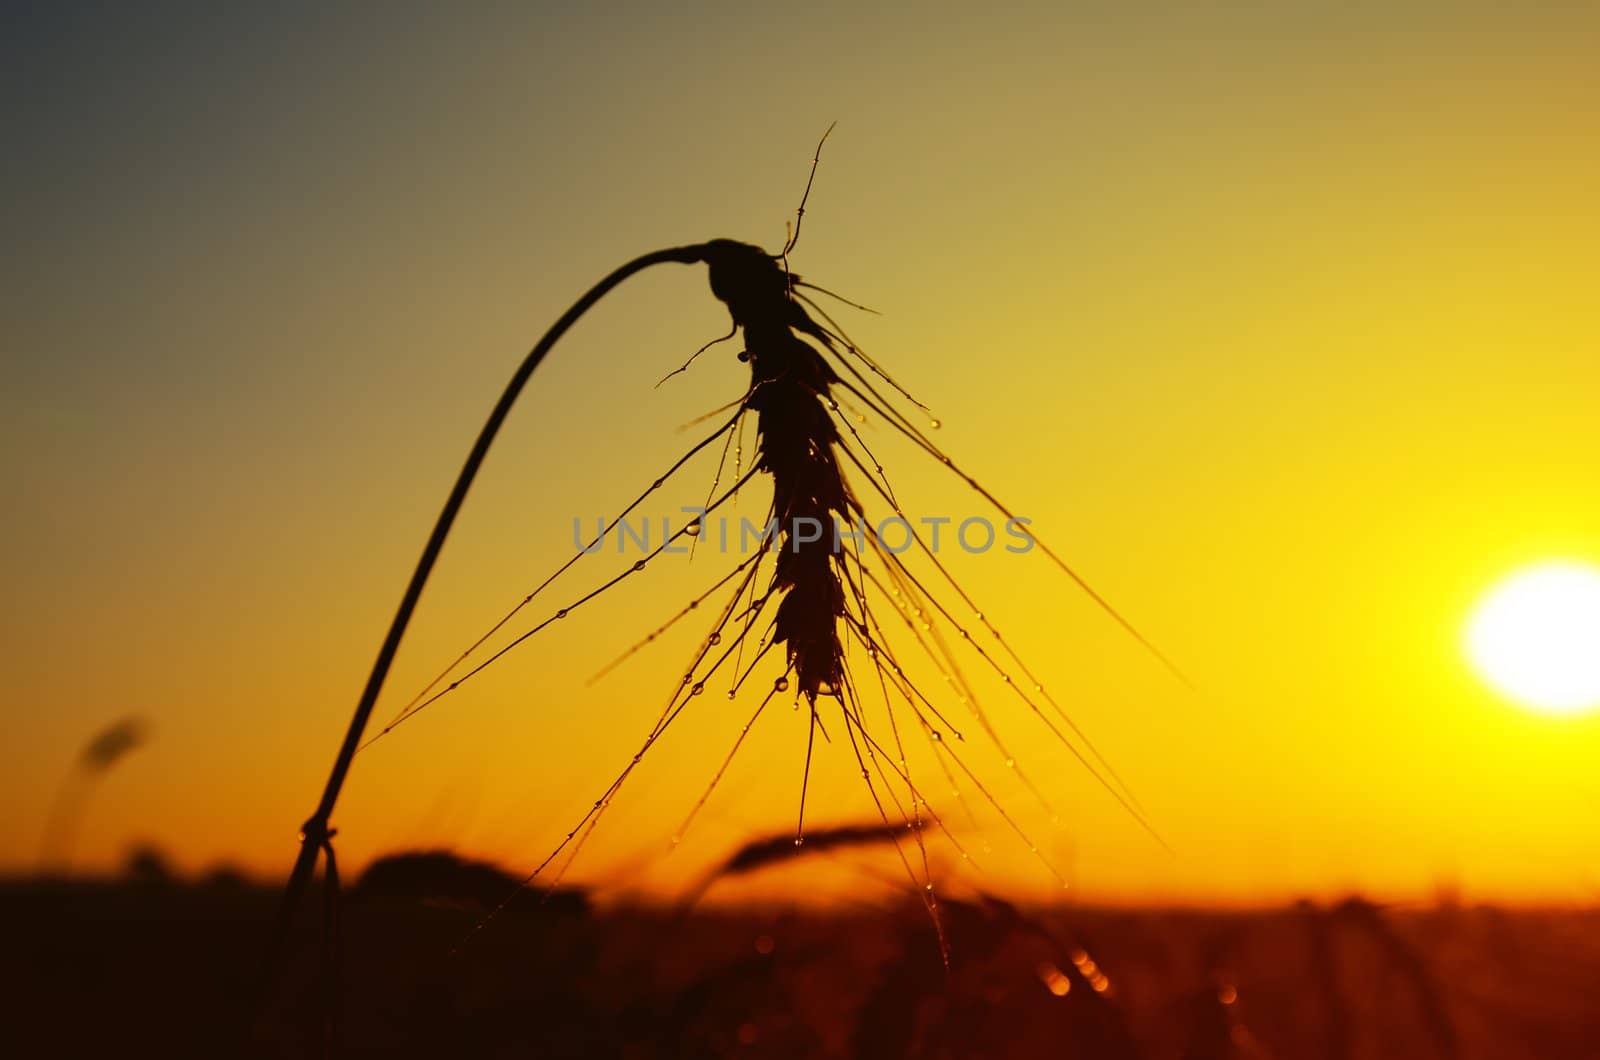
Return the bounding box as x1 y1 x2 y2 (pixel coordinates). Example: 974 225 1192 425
37 715 148 873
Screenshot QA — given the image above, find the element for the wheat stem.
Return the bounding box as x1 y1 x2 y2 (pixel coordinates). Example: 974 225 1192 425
265 242 709 994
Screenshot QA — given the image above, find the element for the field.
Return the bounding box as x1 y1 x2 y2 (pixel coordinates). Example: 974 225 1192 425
9 856 1598 1058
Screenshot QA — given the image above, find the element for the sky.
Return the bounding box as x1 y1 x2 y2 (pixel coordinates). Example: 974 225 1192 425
4 2 1598 907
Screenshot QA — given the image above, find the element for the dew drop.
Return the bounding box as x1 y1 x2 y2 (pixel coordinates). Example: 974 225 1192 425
1033 682 1044 693
774 677 790 692
633 560 646 571
686 519 702 537
726 690 737 700
707 632 721 645
930 418 942 429
651 478 664 489
793 836 804 848
690 682 705 696
930 730 943 742
1005 758 1016 768
555 608 568 619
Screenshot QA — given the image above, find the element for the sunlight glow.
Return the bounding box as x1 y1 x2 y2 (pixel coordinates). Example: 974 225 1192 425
1466 562 1600 715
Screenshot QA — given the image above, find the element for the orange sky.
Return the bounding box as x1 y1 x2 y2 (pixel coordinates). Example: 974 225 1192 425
4 4 1599 907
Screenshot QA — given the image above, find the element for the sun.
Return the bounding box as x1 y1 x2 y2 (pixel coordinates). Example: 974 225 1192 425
1466 561 1600 716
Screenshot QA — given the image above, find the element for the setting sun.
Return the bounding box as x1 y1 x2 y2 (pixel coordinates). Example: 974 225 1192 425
1466 562 1600 716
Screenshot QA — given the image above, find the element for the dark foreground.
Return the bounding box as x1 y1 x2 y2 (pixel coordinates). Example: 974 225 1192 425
6 869 1597 1059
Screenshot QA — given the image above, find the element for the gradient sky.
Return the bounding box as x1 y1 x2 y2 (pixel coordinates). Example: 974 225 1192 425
5 2 1598 907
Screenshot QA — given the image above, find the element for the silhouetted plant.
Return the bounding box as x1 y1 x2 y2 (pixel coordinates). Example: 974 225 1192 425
273 133 1184 1007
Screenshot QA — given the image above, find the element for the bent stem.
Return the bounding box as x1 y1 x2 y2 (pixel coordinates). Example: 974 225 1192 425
264 242 709 990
